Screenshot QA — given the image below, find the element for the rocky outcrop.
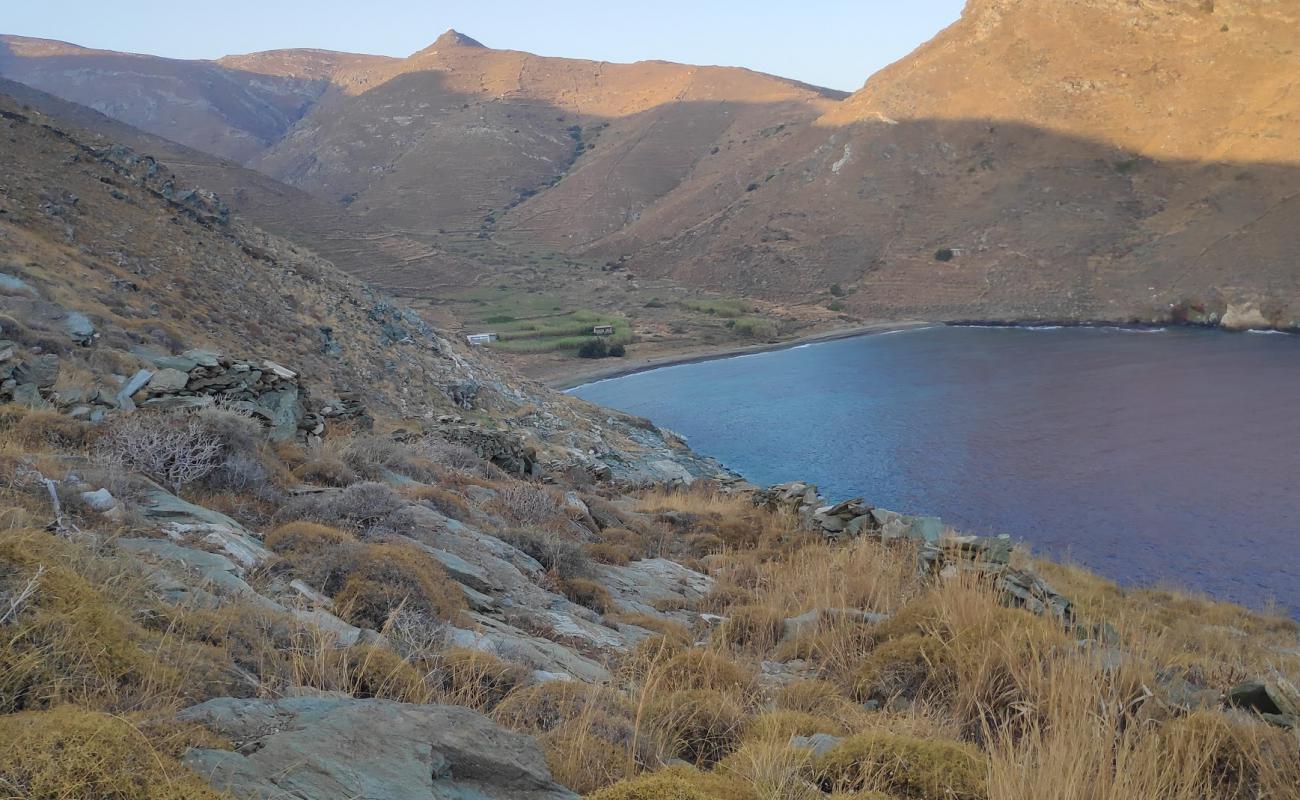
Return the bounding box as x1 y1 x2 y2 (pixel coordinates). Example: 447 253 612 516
1227 677 1300 737
179 697 577 800
754 481 1073 622
429 421 538 475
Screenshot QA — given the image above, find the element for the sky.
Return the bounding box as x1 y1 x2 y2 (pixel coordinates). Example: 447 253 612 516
4 1 965 92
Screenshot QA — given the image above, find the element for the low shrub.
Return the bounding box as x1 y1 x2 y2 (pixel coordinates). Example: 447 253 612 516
743 709 848 743
0 531 162 713
274 481 404 531
609 613 694 646
562 577 613 613
814 731 988 799
660 650 755 693
0 404 89 450
0 707 227 799
97 411 223 495
495 681 640 792
852 634 946 703
404 484 472 521
585 542 635 566
341 435 440 483
646 688 747 766
292 457 359 487
543 725 634 794
699 584 755 614
718 605 786 652
264 521 358 595
434 648 529 711
776 679 851 716
586 769 711 800
497 483 565 526
498 528 591 579
333 542 466 630
294 643 433 704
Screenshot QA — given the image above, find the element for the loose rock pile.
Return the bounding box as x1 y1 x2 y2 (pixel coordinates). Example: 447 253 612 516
2 341 368 442
753 481 1073 622
428 420 538 475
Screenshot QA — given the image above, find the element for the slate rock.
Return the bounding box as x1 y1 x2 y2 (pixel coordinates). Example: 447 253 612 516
179 697 577 800
62 311 95 344
790 732 843 757
116 368 153 411
13 354 60 388
147 367 190 394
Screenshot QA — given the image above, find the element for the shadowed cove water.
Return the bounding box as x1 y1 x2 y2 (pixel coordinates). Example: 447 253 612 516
574 326 1300 617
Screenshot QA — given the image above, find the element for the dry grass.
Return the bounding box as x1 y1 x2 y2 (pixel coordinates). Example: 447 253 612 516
1 420 1298 800
0 706 229 799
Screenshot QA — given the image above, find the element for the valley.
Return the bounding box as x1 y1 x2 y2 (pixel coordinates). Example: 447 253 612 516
0 2 1298 798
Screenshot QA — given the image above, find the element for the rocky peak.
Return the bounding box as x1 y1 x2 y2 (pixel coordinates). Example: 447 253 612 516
427 29 487 51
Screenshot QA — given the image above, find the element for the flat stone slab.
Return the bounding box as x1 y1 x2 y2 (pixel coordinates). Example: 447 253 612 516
180 697 577 800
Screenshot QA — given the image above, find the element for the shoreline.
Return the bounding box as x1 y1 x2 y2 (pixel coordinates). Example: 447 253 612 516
545 316 1297 390
547 319 934 390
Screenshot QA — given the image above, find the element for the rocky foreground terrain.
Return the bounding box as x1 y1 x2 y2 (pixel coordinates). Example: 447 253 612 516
1 73 1299 800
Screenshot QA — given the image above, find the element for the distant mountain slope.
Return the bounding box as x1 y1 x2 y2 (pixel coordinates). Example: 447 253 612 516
0 76 490 296
0 35 350 161
0 31 842 239
5 2 1299 330
588 0 1300 326
248 30 845 235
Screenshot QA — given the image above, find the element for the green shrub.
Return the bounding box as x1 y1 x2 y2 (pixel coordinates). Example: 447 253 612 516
586 770 711 800
851 634 945 703
730 317 779 340
434 648 528 710
579 338 610 359
661 650 755 692
0 531 162 713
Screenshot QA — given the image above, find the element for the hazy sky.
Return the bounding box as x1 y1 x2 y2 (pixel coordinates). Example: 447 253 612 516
5 1 965 92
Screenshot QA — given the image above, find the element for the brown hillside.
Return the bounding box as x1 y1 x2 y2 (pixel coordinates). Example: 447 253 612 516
4 2 1299 332
587 0 1300 326
248 30 844 235
0 35 345 161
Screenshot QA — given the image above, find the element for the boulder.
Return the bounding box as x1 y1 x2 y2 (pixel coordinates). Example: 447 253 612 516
115 368 153 411
80 488 117 512
1221 302 1272 331
1227 678 1300 721
62 311 95 344
147 367 190 394
0 272 37 297
180 697 577 800
13 353 60 389
790 732 843 758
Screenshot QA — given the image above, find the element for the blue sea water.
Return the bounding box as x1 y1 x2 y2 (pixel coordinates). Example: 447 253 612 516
573 325 1300 616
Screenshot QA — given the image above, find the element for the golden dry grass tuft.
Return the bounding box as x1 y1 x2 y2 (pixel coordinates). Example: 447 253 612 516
0 706 229 799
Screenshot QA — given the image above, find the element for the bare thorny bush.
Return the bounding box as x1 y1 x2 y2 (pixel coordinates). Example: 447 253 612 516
94 403 272 499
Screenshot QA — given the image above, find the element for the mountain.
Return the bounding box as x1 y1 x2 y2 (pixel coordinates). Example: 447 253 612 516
587 0 1300 326
0 30 843 238
4 2 1299 332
